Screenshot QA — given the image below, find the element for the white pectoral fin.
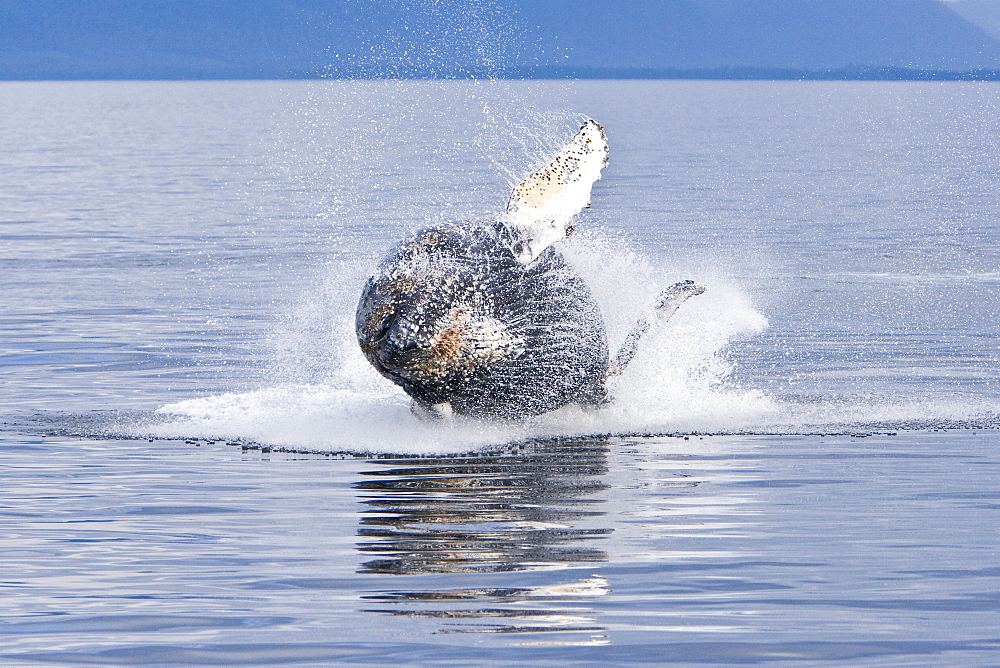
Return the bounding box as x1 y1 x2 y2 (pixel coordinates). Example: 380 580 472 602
611 281 707 375
503 120 609 264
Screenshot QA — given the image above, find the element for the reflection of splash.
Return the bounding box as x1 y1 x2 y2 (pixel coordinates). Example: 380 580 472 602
364 577 610 638
356 438 614 638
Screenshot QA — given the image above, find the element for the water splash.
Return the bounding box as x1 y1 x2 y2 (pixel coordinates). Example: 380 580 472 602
149 224 998 452
150 227 776 452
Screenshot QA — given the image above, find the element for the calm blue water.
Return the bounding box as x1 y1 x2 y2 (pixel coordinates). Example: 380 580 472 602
2 80 999 664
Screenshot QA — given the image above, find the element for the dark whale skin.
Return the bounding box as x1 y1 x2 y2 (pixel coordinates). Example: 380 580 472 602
356 221 609 420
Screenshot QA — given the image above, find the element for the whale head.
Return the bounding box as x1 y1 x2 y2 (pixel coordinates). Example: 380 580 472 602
356 257 525 401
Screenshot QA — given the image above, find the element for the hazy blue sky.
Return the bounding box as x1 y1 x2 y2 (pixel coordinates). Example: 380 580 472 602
2 1 1000 79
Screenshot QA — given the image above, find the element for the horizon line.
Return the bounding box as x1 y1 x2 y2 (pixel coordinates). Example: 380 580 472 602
5 64 1000 82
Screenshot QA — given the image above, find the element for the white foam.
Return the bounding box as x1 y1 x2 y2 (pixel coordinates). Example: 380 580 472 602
152 382 529 455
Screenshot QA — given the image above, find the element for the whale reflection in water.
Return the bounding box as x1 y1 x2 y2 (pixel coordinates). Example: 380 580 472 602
355 438 612 574
354 438 614 639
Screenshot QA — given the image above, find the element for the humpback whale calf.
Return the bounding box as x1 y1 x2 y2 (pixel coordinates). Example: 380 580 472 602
356 121 704 421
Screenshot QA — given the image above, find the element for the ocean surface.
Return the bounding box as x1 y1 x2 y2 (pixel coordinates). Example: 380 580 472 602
2 80 999 665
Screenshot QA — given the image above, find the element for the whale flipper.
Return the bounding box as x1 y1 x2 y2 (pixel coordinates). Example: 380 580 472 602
502 120 609 264
611 280 706 376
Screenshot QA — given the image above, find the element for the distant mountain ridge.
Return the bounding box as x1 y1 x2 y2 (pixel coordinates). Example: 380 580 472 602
523 0 1000 70
2 0 1000 80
